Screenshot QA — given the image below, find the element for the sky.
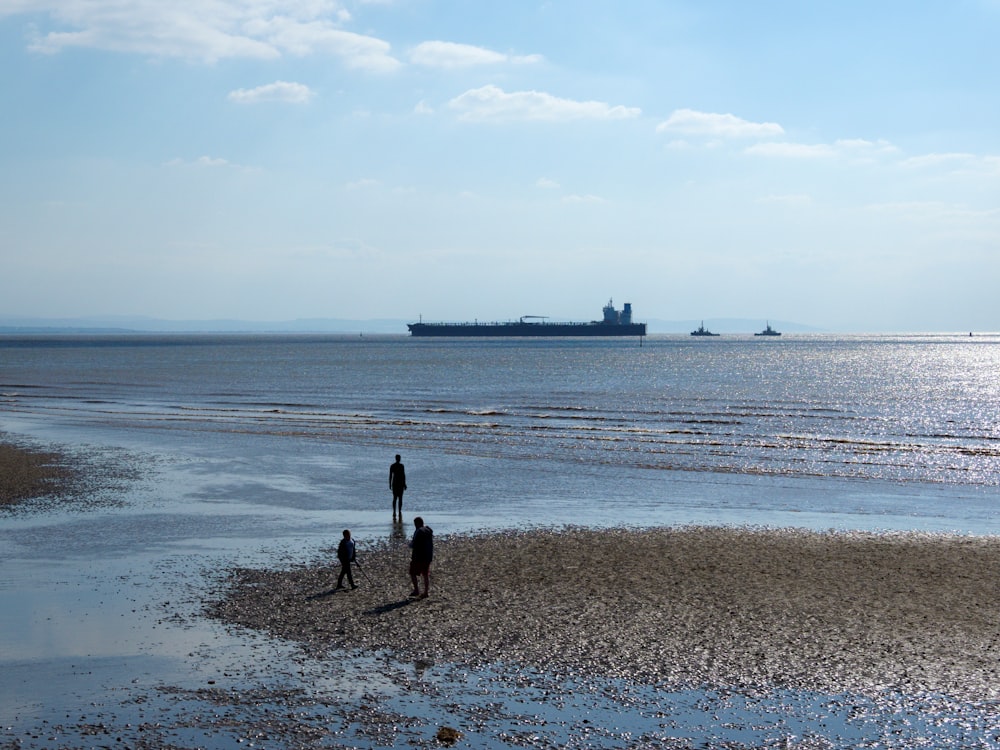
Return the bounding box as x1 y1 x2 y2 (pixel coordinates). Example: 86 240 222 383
1 0 999 332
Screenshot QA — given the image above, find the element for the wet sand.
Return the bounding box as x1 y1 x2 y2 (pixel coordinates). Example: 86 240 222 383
0 433 140 511
0 437 78 506
208 525 1000 703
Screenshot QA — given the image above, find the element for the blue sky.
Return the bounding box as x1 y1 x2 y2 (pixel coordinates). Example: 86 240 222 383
2 0 998 331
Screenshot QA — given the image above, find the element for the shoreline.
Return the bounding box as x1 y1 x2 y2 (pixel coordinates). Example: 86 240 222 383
208 525 1000 703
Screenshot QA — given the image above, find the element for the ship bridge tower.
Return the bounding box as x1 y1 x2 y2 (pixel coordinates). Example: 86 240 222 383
603 299 619 324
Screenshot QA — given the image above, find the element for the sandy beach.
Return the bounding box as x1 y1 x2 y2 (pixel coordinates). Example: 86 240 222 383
208 524 1000 703
5 433 1000 747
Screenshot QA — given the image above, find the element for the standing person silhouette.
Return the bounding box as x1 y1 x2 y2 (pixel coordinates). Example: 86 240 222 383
389 454 406 521
408 516 433 599
336 529 357 590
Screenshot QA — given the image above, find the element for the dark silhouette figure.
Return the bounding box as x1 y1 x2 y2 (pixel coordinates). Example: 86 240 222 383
408 516 433 598
336 529 357 590
390 454 407 520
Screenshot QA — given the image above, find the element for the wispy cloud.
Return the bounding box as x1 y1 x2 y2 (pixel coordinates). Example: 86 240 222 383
536 177 560 189
746 138 898 160
228 81 314 104
900 152 977 169
9 0 400 70
409 41 542 69
656 109 784 138
448 85 640 122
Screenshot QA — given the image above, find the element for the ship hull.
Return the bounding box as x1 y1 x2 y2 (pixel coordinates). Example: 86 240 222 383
408 322 646 337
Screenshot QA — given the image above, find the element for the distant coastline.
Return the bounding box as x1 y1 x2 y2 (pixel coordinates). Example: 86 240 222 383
0 315 827 335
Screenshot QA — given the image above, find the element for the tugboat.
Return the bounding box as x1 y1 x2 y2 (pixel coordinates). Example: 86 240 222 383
690 321 720 337
754 322 781 337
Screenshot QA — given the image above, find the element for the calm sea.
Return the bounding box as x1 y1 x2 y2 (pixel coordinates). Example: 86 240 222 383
2 332 999 534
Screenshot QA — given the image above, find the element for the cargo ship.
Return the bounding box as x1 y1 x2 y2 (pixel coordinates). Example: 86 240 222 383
407 299 646 337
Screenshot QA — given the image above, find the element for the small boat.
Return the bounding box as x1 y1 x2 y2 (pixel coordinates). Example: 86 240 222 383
690 321 719 337
754 322 781 337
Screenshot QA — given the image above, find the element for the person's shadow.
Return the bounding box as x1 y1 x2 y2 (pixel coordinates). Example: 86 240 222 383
304 589 413 613
365 599 413 615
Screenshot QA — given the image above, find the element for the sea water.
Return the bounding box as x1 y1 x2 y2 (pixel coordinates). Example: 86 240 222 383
2 333 1000 747
2 333 999 531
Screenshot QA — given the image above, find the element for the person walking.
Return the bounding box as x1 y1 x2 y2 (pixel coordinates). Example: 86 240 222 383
389 454 407 521
408 516 433 598
336 529 357 590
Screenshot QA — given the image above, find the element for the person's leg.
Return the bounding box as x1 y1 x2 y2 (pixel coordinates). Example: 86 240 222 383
409 561 420 596
346 563 356 588
337 568 346 588
420 570 430 597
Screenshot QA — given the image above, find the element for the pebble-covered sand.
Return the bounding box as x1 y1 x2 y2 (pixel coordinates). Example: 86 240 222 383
207 524 1000 703
0 438 77 506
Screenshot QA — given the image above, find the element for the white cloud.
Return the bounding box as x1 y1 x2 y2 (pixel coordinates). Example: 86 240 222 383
228 81 314 104
900 152 977 169
414 100 434 115
656 109 784 138
409 40 542 69
536 177 560 189
746 138 899 161
448 85 640 122
8 0 400 70
834 138 898 155
243 16 399 71
194 155 231 168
